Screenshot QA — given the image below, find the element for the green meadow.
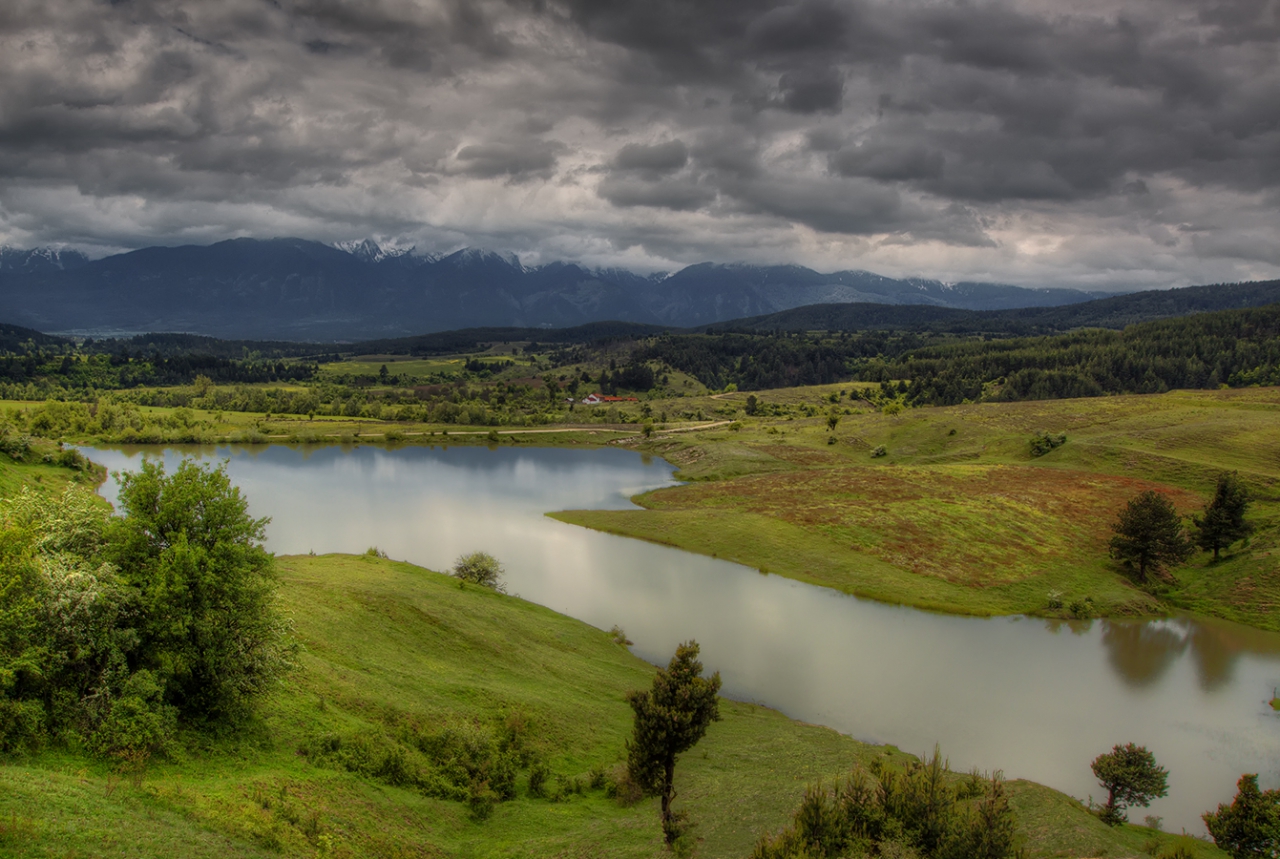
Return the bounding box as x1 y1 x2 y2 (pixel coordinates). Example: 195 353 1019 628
556 386 1280 630
0 549 1224 859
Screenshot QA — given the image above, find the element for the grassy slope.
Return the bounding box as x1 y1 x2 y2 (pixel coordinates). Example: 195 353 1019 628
0 553 1221 859
554 386 1280 628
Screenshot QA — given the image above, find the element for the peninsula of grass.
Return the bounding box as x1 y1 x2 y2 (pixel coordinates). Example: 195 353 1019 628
0 552 1225 859
555 386 1280 630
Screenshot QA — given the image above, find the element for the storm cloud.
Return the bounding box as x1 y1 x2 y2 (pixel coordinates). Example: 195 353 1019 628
0 0 1277 289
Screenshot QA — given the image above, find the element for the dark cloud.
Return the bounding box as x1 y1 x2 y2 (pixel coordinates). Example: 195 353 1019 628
746 1 853 53
613 140 689 173
597 177 715 210
777 66 845 113
830 141 944 183
0 0 1275 289
454 140 564 179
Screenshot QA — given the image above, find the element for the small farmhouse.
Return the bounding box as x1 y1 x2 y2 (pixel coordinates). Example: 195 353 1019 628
578 393 639 405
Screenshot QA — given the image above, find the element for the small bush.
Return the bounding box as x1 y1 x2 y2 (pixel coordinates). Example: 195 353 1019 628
528 760 550 798
468 780 499 820
871 445 888 458
1030 430 1067 457
609 767 644 806
1069 597 1095 619
451 551 506 592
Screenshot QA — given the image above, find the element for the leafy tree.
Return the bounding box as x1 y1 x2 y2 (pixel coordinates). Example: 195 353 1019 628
451 550 506 592
1193 472 1254 560
107 458 291 725
1091 743 1169 825
626 640 721 845
1203 774 1280 859
1108 491 1193 583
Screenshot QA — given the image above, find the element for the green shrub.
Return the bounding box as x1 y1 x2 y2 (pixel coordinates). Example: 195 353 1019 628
528 760 550 798
451 551 506 592
88 670 177 764
0 699 44 753
1030 430 1067 457
751 749 1022 859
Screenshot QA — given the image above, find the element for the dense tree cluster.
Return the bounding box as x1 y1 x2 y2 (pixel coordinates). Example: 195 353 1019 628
585 303 1280 401
0 460 292 758
0 350 315 390
631 332 898 390
882 304 1280 406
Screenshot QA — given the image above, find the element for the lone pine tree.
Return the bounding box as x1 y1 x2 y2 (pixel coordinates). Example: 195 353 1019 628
625 640 721 846
1194 471 1254 560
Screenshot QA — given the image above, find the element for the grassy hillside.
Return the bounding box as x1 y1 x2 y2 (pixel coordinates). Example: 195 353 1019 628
0 553 1223 859
557 386 1280 629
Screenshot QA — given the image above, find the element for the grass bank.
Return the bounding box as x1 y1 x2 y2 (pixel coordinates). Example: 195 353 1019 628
0 553 1221 858
555 387 1280 629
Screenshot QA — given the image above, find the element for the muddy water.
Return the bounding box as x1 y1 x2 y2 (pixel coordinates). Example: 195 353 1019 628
86 443 1280 834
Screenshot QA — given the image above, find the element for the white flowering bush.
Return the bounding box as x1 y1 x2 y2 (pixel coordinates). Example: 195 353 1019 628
0 460 292 758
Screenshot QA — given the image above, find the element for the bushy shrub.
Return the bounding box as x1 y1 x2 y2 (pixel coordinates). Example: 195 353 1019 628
1030 431 1067 457
302 713 532 810
451 551 506 592
528 760 550 798
751 749 1022 859
87 670 176 765
0 461 294 756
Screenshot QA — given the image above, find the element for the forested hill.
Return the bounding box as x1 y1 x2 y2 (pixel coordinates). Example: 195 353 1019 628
350 321 668 356
717 279 1280 335
874 302 1280 405
630 302 1280 401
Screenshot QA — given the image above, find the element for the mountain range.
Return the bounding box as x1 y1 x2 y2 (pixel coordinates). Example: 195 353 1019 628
0 238 1113 340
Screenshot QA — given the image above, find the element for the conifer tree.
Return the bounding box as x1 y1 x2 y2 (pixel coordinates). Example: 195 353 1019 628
1194 472 1253 560
625 640 721 845
1109 491 1193 583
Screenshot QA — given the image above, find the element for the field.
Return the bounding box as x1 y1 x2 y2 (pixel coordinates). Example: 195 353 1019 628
557 386 1280 629
0 551 1224 859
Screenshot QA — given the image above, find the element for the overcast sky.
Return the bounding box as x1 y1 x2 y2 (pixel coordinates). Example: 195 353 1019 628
1 0 1278 289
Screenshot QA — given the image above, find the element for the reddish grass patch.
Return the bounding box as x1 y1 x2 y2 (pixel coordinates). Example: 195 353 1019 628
651 465 1203 586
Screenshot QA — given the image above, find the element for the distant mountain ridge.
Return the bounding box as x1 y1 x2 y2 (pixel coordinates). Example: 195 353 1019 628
0 246 90 275
716 279 1280 335
0 237 1112 340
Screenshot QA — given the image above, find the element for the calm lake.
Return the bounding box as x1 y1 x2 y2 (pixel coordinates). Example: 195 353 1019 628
86 443 1280 835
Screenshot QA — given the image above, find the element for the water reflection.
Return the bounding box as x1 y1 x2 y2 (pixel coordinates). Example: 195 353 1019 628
1096 618 1280 691
1102 621 1188 688
83 443 1280 834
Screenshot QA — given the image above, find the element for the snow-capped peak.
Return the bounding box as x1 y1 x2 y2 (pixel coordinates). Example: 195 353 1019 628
444 247 524 271
333 239 413 263
0 245 91 273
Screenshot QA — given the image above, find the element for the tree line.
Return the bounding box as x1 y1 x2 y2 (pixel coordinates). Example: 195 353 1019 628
577 303 1280 402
